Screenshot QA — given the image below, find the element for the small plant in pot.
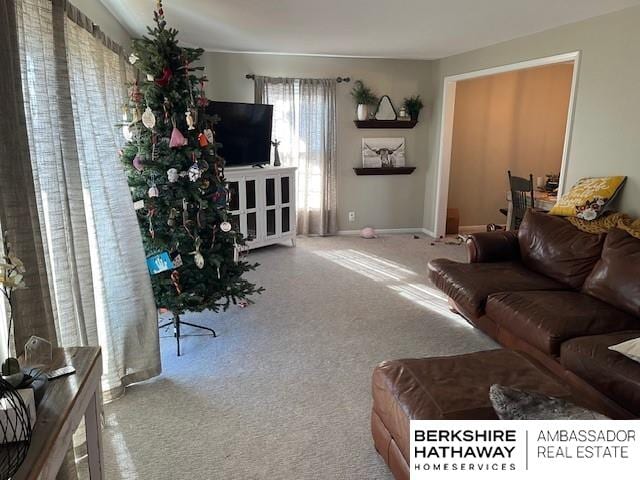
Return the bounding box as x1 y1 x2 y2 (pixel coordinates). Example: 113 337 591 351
402 95 424 121
351 80 378 121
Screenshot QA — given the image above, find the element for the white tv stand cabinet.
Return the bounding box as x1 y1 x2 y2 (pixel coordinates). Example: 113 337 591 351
225 165 297 249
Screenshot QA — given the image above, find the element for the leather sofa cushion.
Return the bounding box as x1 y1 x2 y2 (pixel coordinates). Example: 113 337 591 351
487 291 638 355
371 350 570 461
428 258 565 320
583 228 640 318
561 332 640 416
518 210 605 289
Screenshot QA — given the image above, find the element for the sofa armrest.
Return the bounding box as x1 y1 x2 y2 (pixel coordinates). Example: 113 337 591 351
466 231 520 263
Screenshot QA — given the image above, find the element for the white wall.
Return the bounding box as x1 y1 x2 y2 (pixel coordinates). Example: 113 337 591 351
424 5 640 231
73 0 131 48
200 52 432 232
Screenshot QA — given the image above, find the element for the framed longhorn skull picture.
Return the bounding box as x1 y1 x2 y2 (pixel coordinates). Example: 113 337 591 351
362 137 405 168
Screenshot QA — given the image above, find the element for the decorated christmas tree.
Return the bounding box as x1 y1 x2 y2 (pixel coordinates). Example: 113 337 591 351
120 2 262 323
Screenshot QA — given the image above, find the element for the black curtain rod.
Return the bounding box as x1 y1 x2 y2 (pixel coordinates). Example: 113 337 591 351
245 74 350 83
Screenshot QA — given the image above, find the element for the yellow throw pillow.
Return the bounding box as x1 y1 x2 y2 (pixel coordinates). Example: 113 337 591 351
549 176 627 220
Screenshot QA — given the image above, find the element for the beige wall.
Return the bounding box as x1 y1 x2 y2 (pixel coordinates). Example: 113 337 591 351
424 5 640 231
71 0 131 48
448 63 573 226
201 52 432 231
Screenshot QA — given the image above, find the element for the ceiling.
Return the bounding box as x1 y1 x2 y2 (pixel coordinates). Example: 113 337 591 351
101 0 640 59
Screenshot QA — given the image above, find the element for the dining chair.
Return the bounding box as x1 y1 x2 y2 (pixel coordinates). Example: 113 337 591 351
507 170 534 230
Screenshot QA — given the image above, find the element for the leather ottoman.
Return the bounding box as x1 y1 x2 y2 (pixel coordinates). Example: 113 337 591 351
371 349 572 480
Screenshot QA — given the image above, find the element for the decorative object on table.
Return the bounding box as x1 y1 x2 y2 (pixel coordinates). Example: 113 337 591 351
350 80 378 121
24 336 52 368
401 95 424 121
362 137 405 168
549 176 627 221
489 384 608 420
0 377 33 479
360 227 377 239
374 95 397 121
544 173 560 192
397 106 410 121
271 139 281 166
609 336 640 364
0 235 26 356
120 1 262 356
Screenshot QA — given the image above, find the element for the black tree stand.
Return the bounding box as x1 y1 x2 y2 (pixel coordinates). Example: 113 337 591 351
159 312 216 356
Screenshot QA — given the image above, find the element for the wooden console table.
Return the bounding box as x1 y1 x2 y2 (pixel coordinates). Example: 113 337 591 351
14 347 103 480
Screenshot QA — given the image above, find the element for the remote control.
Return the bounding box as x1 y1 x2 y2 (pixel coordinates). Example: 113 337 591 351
47 365 76 380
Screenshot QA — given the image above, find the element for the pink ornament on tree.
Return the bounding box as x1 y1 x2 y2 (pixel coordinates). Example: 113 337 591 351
169 127 187 148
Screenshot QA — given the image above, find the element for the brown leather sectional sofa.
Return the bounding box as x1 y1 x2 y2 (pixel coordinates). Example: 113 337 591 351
428 209 640 417
370 209 640 479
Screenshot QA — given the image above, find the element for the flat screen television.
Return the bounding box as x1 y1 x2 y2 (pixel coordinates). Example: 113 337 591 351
206 101 273 167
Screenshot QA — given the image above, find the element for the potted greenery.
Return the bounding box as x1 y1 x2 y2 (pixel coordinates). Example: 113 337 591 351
402 95 424 122
1 234 26 386
351 80 378 121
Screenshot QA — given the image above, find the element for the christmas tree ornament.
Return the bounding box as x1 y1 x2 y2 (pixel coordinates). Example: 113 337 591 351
185 110 195 130
146 73 154 82
167 208 177 227
198 132 208 147
190 237 205 269
155 67 173 87
129 82 142 104
142 107 156 129
204 128 214 144
197 78 209 108
171 254 183 268
167 168 179 183
148 208 157 238
220 221 232 232
131 107 142 123
132 154 143 171
199 179 210 191
170 270 181 294
188 161 202 182
122 125 133 141
169 126 187 148
129 53 139 65
148 185 159 198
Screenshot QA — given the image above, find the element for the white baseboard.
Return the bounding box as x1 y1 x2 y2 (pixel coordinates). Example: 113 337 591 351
421 228 436 238
337 227 427 236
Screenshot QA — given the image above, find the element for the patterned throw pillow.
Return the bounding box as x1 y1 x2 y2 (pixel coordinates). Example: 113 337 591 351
549 176 627 220
489 385 609 420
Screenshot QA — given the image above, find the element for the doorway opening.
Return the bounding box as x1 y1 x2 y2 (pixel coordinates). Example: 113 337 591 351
433 52 580 238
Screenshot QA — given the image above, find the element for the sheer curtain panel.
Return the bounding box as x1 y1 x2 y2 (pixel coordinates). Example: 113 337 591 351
256 77 337 235
15 0 160 400
0 0 56 358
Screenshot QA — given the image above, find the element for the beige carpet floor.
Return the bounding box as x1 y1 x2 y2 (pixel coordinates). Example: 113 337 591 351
102 234 498 479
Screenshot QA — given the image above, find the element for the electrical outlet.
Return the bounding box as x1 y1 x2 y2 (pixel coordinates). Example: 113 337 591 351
348 211 356 223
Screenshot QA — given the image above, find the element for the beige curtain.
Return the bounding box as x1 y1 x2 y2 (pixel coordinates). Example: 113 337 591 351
0 0 56 359
15 0 160 400
256 76 338 235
